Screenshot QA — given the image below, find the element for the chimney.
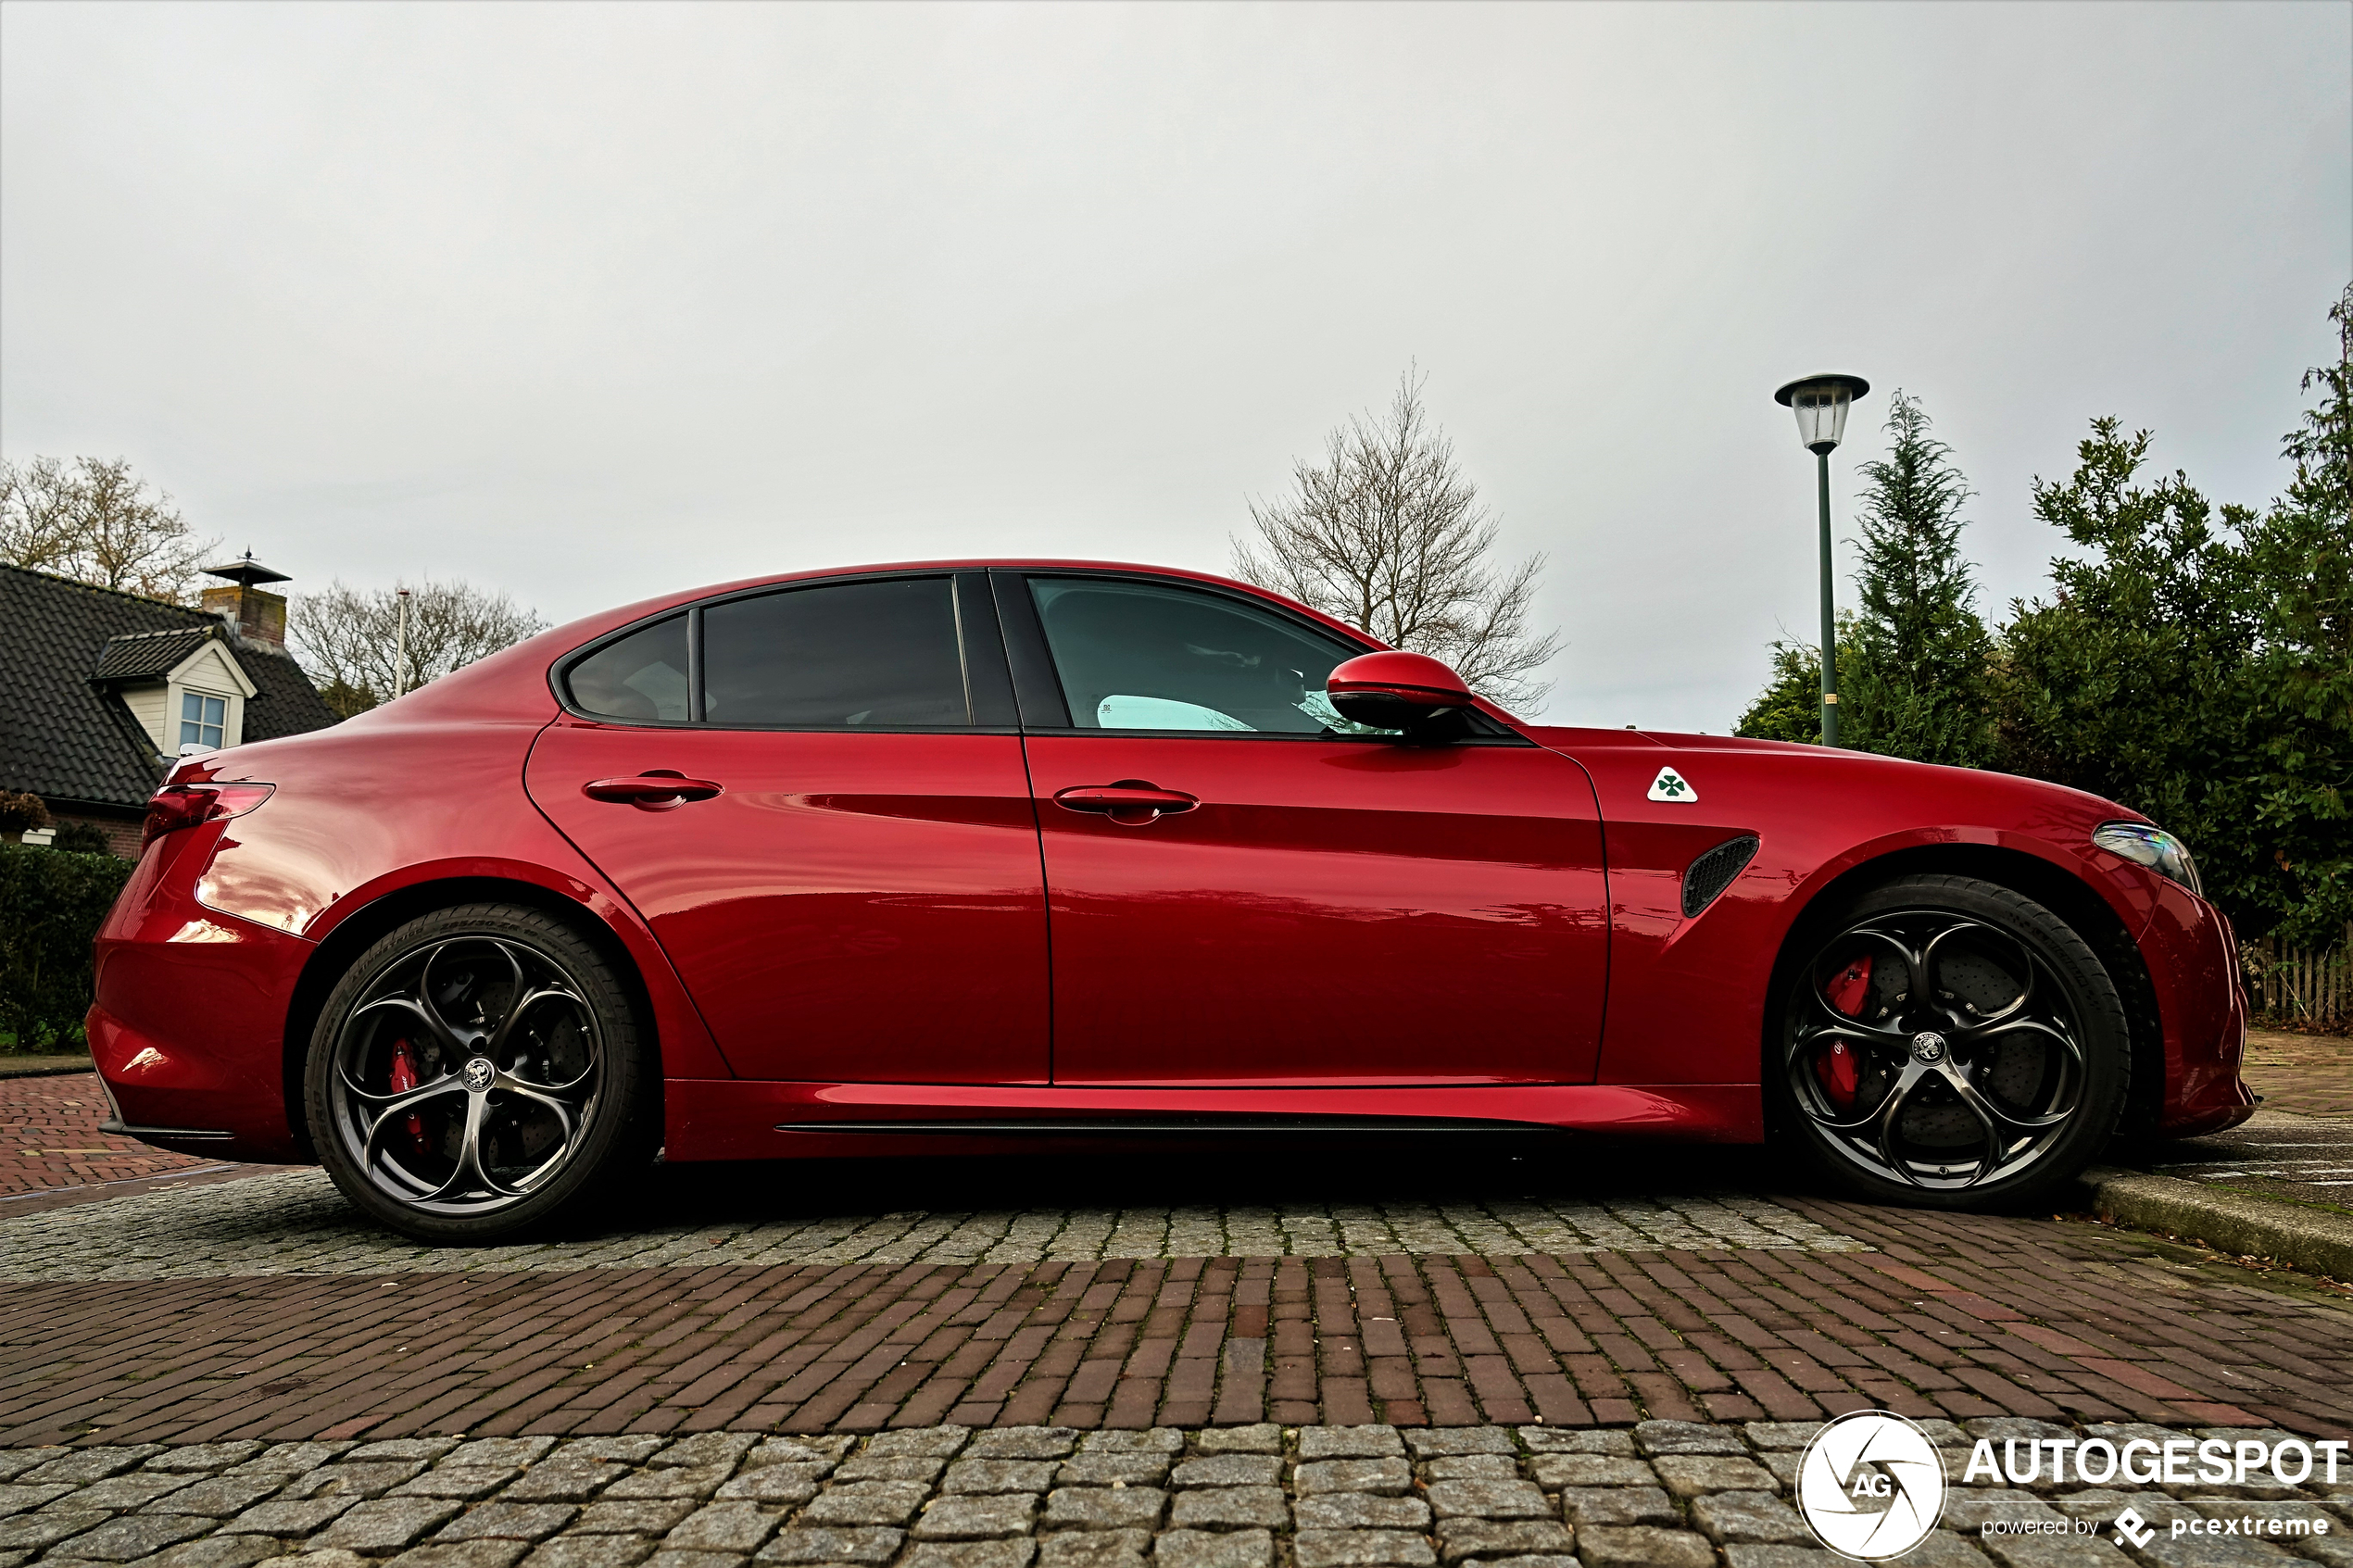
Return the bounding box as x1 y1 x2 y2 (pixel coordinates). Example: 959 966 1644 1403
199 550 292 648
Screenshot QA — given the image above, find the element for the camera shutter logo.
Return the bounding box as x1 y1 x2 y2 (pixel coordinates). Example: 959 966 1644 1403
1795 1411 1947 1561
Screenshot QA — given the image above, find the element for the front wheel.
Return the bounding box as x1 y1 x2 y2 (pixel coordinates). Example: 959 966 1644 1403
1768 873 2131 1210
304 902 653 1243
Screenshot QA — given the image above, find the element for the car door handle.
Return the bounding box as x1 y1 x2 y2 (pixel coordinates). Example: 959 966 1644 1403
582 771 724 810
1053 782 1199 825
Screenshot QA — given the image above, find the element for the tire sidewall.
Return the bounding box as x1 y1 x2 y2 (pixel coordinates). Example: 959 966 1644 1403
304 903 648 1243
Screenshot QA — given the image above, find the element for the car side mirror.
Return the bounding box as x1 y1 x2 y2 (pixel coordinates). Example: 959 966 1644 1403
1326 651 1477 736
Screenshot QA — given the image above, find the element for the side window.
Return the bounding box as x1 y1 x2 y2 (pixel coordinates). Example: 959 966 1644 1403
567 615 690 721
703 577 967 727
1029 577 1386 735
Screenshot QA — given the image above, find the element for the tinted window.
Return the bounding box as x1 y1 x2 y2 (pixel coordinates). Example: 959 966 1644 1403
1030 577 1384 734
568 615 690 721
704 577 967 727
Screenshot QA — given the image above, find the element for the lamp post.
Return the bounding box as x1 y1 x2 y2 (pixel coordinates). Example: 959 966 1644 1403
395 587 411 697
1773 373 1869 746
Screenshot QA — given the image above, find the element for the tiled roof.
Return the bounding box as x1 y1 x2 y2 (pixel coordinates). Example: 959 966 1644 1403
0 565 340 811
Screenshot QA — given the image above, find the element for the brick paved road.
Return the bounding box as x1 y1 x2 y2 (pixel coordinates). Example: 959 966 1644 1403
0 1073 212 1198
2245 1032 2353 1120
1 1420 2348 1568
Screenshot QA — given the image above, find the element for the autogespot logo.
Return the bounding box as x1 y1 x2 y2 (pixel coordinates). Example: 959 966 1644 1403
1795 1411 1947 1562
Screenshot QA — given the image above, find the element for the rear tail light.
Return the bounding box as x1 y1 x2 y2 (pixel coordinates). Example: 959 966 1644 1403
143 783 275 848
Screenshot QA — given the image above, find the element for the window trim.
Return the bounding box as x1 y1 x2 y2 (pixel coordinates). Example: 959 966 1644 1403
548 568 1019 734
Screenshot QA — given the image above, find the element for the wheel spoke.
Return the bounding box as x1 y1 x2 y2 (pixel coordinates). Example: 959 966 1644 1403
422 1091 521 1202
1805 926 1920 1036
485 984 594 1063
1938 1060 2073 1135
1922 920 2034 1030
1967 1014 2084 1067
495 1072 589 1124
351 992 464 1055
359 1076 465 1167
1869 1060 1933 1185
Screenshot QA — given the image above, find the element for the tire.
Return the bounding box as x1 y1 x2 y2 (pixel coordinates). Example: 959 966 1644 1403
1766 872 2131 1211
304 902 654 1243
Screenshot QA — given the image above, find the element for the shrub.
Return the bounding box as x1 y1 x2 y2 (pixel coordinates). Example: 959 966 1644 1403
51 821 115 856
0 791 52 835
0 841 134 1052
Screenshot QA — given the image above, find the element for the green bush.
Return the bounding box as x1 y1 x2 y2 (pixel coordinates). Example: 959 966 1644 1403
0 841 134 1052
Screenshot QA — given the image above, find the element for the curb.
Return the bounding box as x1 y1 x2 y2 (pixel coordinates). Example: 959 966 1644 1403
2082 1164 2353 1282
0 1060 95 1079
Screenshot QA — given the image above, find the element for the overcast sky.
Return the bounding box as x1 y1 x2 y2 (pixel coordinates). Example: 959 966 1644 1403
4 2 2347 730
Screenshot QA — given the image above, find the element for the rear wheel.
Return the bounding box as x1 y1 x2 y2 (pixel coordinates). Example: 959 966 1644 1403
304 902 652 1243
1768 873 2130 1210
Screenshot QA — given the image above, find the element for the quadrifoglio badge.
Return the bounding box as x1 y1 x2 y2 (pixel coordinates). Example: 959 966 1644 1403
1793 1412 2349 1560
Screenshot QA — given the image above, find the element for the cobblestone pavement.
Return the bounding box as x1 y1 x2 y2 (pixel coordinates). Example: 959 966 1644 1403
0 1073 212 1198
3 1420 2350 1568
2245 1033 2353 1120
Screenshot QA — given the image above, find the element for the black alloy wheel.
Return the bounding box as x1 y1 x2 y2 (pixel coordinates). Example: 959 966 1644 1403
1771 873 2131 1209
306 903 652 1242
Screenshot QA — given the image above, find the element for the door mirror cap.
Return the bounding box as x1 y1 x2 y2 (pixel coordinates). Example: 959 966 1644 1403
1326 650 1477 732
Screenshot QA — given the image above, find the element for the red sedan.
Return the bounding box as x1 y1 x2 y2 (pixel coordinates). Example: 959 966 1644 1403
91 561 2252 1241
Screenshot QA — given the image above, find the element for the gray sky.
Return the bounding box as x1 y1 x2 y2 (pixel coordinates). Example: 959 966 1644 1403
5 1 2347 730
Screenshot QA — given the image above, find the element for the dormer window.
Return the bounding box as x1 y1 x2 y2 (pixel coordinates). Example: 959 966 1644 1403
180 693 228 752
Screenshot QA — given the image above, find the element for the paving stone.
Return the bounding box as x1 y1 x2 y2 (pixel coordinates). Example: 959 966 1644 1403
1423 1481 1552 1522
1741 1425 1824 1454
1650 1455 1779 1498
252 1551 372 1568
1759 1452 1804 1487
1300 1429 1404 1461
143 1536 283 1568
754 1525 904 1564
438 1505 582 1542
1718 1549 1845 1568
1876 1537 1989 1568
227 1498 361 1537
946 1461 1060 1496
1190 1429 1282 1457
713 1470 824 1506
394 1468 525 1500
521 1537 657 1568
1168 1488 1289 1530
640 1552 744 1568
350 1440 465 1465
1053 1458 1169 1489
604 1468 736 1503
451 1440 562 1470
1076 1433 1182 1458
799 1483 932 1528
1040 1488 1165 1531
0 1453 64 1484
1168 1457 1280 1490
967 1431 1077 1461
1941 1492 2061 1532
662 1503 783 1553
1961 1420 2074 1446
1294 1496 1432 1533
153 1476 283 1518
1632 1423 1746 1458
1036 1529 1150 1568
835 1457 946 1485
315 1498 468 1552
912 1496 1038 1540
1292 1532 1436 1568
901 1541 1038 1568
1975 1535 2125 1567
1432 1519 1577 1562
1516 1430 1632 1458
0 1510 107 1549
656 1436 761 1473
0 1485 71 1518
867 1430 971 1460
1404 1430 1515 1461
1689 1491 1810 1545
21 1448 166 1486
1296 1460 1412 1497
282 1461 432 1499
740 1443 837 1474
1575 1525 1718 1568
1555 1488 1676 1528
1153 1529 1273 1568
1421 1458 1517 1482
1528 1455 1655 1490
569 1502 699 1537
387 1545 531 1568
145 1443 271 1474
42 1513 213 1561
562 1442 675 1466
511 1463 633 1504
231 1444 359 1479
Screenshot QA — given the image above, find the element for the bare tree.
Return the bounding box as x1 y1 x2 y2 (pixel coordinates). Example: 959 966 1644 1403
294 578 548 719
0 457 220 602
1232 370 1561 709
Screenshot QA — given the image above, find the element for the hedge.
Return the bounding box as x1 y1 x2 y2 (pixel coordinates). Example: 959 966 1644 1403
0 841 134 1051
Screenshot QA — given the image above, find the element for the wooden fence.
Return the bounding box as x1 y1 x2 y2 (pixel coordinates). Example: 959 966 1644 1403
2244 927 2353 1024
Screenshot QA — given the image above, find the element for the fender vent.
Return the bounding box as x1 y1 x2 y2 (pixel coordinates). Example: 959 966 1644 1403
1681 835 1759 918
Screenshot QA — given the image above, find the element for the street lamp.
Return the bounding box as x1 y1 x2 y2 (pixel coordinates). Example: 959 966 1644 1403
1773 372 1869 746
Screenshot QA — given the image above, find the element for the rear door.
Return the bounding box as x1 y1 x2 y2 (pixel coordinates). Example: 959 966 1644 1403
525 571 1050 1085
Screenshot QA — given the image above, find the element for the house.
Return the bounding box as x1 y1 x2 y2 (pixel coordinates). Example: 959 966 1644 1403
0 557 340 856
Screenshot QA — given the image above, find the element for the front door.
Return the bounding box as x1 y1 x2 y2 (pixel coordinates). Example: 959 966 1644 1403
525 571 1050 1085
1003 571 1609 1087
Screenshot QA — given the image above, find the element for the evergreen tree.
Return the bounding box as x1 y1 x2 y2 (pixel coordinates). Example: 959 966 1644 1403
1843 394 1994 766
1733 621 1860 744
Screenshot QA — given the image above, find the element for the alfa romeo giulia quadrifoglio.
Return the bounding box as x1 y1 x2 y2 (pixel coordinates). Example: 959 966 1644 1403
90 561 2251 1240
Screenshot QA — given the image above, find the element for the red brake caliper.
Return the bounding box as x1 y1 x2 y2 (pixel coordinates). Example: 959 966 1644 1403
389 1039 427 1153
1816 956 1872 1110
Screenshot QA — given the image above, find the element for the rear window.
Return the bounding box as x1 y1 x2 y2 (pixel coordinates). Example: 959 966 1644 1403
702 577 967 727
566 615 690 721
